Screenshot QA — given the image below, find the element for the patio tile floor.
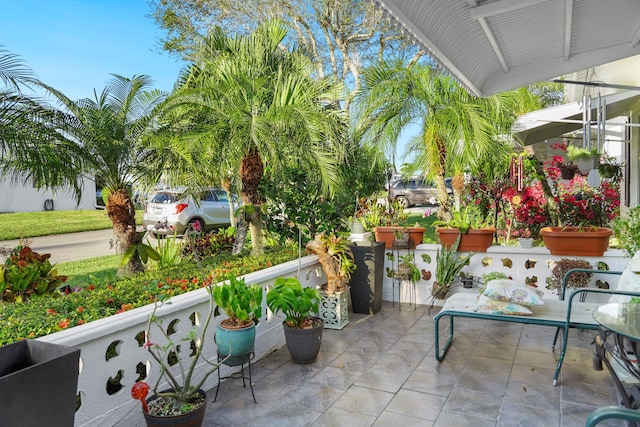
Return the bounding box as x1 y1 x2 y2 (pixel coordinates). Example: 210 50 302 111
204 302 620 426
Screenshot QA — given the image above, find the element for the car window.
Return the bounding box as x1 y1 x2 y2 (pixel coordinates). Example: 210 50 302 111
213 189 229 203
199 190 216 202
150 192 181 204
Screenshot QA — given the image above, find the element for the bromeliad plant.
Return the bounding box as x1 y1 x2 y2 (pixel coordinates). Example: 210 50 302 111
1 244 67 302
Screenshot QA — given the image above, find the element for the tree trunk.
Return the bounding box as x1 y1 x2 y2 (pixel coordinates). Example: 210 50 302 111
107 189 144 274
239 149 265 257
221 177 237 228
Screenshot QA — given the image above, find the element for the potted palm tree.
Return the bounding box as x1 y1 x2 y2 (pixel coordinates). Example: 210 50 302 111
211 275 263 364
266 277 323 364
305 232 356 329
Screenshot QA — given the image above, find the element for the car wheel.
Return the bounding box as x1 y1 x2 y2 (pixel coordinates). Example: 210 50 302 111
187 218 205 236
396 197 410 209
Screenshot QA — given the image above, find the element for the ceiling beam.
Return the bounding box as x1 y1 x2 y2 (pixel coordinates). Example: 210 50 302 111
632 23 640 47
468 0 509 72
470 0 549 20
563 0 573 60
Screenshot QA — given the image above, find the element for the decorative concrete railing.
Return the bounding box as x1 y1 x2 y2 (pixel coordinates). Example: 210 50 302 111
35 244 631 426
39 255 325 427
382 243 630 306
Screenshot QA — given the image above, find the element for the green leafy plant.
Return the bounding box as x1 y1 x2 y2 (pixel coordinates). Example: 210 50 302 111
152 235 184 268
545 258 593 292
120 231 160 268
266 277 321 328
397 252 421 282
432 206 488 233
567 145 599 161
1 245 67 302
181 227 235 259
212 275 263 327
613 205 640 256
432 237 474 298
479 271 509 293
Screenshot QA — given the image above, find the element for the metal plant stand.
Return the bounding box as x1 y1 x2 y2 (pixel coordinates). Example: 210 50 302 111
392 239 417 310
214 348 257 404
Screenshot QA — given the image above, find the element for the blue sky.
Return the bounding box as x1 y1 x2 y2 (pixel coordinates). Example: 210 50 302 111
1 0 184 100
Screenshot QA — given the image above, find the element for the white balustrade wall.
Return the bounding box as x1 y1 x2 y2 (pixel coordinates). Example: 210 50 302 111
38 256 325 427
35 245 631 426
382 244 630 306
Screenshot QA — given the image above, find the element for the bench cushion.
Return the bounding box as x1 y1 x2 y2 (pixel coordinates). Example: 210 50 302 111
482 279 545 306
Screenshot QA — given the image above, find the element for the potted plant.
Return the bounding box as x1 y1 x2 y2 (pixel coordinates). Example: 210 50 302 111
433 206 495 252
130 234 227 427
431 237 475 299
363 201 426 248
211 275 263 364
540 225 612 256
567 145 599 174
306 232 356 329
545 258 594 299
598 155 622 179
266 276 323 364
396 252 420 282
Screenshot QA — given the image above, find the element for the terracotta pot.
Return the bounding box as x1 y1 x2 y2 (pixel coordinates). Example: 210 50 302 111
540 226 612 256
436 228 496 252
373 226 425 249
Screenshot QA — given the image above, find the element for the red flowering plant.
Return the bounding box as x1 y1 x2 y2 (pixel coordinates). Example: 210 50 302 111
504 182 553 240
554 178 620 227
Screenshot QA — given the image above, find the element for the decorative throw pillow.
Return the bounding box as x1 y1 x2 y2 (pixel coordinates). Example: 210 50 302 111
473 295 532 315
482 279 545 306
609 251 640 303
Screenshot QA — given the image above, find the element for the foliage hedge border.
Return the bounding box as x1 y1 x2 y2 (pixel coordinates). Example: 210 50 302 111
0 247 298 345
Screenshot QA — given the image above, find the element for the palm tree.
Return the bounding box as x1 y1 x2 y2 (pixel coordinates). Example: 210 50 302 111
354 60 535 219
163 21 346 256
1 72 167 273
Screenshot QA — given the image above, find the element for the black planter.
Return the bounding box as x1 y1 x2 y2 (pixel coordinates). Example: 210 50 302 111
0 339 80 427
349 241 385 314
143 389 207 427
283 318 323 364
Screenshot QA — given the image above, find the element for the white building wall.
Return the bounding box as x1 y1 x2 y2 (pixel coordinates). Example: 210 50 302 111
0 174 97 213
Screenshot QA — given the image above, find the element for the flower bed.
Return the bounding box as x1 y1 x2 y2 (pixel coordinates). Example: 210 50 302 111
0 247 298 345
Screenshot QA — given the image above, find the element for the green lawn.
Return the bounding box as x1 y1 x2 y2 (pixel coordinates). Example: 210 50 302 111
0 210 143 241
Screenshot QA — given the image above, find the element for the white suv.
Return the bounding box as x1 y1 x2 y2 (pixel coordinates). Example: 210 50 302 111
142 188 237 238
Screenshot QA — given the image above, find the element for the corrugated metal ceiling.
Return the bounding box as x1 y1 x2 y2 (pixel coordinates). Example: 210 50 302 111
375 0 640 96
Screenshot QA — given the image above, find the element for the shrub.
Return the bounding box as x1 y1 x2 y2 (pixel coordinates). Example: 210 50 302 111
1 245 67 302
0 246 298 345
181 227 235 259
613 205 640 256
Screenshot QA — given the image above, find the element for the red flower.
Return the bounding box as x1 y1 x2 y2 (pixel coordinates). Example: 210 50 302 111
87 285 95 291
58 319 70 329
77 319 86 325
76 306 85 313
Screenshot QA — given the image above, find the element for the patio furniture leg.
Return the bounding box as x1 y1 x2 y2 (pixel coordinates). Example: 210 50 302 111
434 314 454 362
552 327 561 350
552 325 568 386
